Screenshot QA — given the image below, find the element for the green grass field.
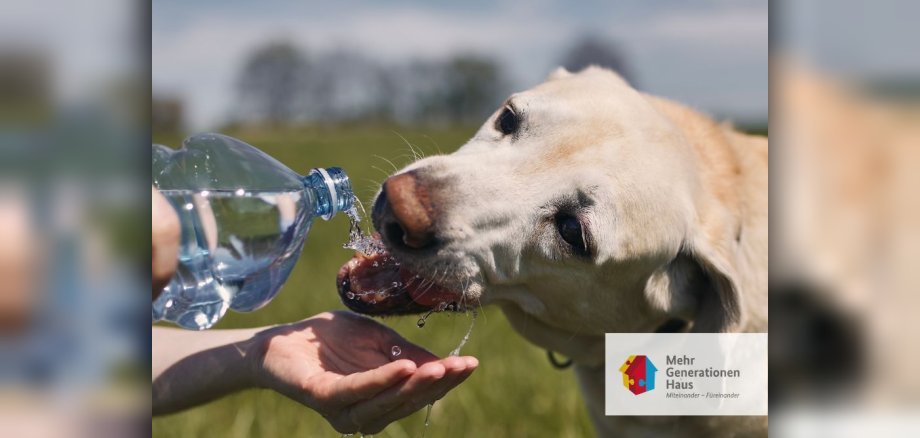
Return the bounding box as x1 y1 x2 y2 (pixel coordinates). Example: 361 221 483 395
152 125 594 437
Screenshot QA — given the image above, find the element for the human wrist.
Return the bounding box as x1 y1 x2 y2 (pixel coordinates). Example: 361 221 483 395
243 327 276 390
152 326 266 415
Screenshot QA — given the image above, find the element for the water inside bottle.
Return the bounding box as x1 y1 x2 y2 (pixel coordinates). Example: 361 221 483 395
154 188 311 329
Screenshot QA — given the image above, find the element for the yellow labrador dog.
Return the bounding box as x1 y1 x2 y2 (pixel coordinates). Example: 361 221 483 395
338 66 768 437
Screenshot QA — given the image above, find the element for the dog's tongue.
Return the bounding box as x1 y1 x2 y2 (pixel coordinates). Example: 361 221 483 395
337 248 458 315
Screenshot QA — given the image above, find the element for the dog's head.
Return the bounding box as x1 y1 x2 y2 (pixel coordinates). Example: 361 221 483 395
339 67 743 345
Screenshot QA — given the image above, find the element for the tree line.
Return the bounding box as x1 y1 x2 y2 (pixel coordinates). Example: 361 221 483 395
230 35 632 126
232 42 508 125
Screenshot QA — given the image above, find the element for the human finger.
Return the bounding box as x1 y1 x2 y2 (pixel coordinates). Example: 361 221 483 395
318 359 417 409
152 187 180 298
344 360 446 428
359 356 476 434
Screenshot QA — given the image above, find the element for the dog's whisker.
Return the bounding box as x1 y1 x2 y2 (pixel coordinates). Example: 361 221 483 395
421 134 443 156
399 143 421 161
362 178 383 191
372 153 400 171
474 272 487 322
434 267 449 290
412 269 434 293
410 142 425 161
391 130 424 161
405 272 427 291
460 277 472 312
371 155 399 173
393 153 419 164
370 165 393 179
406 135 425 160
420 273 438 295
415 268 441 299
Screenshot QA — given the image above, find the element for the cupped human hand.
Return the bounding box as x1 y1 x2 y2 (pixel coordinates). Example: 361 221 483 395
250 311 478 434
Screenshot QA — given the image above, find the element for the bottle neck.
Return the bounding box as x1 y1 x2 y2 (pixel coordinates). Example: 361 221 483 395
303 167 354 220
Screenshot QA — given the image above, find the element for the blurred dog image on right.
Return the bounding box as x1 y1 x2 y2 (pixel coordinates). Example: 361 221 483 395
772 1 920 435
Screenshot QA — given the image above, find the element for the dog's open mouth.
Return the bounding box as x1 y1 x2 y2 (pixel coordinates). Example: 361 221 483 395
337 236 463 316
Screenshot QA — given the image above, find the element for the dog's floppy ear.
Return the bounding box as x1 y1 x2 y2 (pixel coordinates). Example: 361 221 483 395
646 228 742 333
685 232 742 332
546 66 572 81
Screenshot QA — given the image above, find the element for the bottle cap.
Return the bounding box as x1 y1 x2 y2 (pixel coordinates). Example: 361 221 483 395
309 167 354 220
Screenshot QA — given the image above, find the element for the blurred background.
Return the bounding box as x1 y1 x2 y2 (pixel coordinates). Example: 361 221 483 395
7 0 920 436
771 1 920 436
0 0 148 436
151 1 765 437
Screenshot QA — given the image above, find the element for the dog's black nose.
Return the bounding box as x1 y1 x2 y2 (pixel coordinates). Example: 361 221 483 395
372 171 436 250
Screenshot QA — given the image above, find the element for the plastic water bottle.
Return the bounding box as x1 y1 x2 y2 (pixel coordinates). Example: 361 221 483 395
152 133 354 330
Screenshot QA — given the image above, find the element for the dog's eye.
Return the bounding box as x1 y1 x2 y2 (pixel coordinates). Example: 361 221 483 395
496 105 519 136
555 214 587 256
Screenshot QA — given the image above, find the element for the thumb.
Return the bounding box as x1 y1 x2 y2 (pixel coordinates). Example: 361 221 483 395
152 187 180 299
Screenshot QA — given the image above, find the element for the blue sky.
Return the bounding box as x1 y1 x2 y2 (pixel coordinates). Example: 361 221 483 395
153 0 768 130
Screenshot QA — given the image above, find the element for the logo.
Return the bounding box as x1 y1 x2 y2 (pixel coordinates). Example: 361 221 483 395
619 355 658 395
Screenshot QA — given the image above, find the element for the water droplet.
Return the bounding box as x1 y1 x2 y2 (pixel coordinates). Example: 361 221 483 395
183 203 194 211
343 206 389 256
422 402 434 437
345 292 355 299
450 310 477 356
416 309 434 328
234 188 245 196
391 345 402 356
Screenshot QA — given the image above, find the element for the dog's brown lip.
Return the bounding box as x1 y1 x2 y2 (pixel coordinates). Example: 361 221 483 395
336 240 462 316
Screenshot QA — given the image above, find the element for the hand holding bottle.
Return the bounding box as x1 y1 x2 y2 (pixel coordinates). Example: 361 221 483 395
152 157 479 434
153 133 356 329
